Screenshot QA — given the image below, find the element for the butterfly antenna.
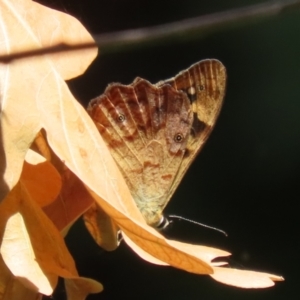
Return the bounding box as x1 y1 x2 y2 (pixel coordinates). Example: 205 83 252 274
168 214 228 237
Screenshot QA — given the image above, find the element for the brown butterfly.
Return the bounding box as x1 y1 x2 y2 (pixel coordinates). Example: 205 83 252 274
87 59 226 227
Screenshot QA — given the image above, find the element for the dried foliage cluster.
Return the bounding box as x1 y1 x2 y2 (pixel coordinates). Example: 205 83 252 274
0 0 283 299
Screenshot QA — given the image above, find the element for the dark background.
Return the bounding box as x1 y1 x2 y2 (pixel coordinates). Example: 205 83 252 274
38 0 299 299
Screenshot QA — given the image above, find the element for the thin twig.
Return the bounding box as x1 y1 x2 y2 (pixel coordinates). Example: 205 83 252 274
94 0 300 49
0 0 299 63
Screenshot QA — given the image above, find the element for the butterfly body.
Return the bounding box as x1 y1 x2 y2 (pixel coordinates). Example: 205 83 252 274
88 59 226 226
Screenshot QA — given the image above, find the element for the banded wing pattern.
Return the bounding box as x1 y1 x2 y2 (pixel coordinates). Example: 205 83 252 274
87 59 226 226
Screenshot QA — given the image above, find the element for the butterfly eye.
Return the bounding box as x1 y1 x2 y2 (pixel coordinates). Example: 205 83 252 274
198 84 205 91
117 114 126 122
174 133 184 143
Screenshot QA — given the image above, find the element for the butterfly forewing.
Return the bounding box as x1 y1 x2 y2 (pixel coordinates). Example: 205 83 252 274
88 59 226 226
158 59 226 202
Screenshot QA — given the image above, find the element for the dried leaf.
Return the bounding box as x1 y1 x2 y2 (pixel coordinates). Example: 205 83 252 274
210 267 281 288
0 0 97 200
23 150 62 207
43 168 95 233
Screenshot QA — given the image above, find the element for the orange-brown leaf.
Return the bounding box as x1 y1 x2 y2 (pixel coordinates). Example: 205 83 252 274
43 168 95 233
22 150 62 207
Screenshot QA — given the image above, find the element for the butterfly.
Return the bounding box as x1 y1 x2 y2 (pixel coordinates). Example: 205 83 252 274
87 59 226 227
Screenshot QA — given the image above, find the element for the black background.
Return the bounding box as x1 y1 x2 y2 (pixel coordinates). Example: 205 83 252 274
37 0 299 299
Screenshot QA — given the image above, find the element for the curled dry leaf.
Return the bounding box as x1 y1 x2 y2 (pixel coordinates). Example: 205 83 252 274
122 231 279 288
